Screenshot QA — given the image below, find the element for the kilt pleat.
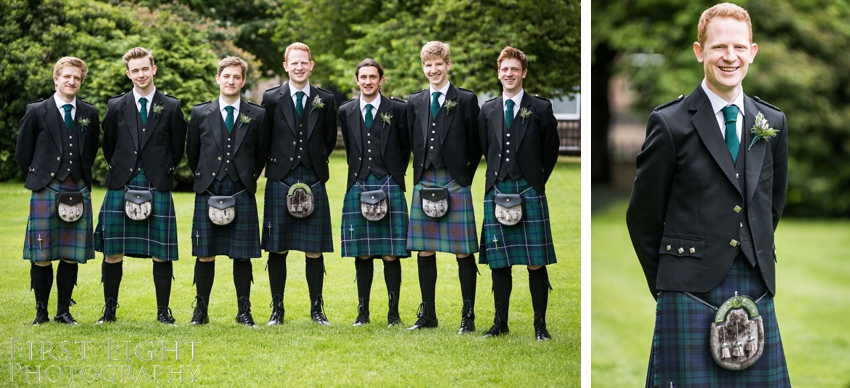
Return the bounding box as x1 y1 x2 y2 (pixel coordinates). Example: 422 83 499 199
478 178 556 269
191 178 261 259
340 174 409 258
261 165 334 253
646 257 790 387
407 167 478 254
23 179 93 263
94 170 180 261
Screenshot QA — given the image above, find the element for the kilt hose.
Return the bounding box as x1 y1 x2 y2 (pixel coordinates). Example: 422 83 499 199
23 178 93 263
191 178 261 259
94 169 180 261
479 177 557 269
647 256 790 387
407 167 478 254
340 174 409 258
261 164 334 253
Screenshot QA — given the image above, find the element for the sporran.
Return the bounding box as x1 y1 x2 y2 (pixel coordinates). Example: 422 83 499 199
687 291 766 370
360 189 387 221
421 187 448 218
494 193 523 226
124 188 153 221
57 191 84 223
286 182 315 218
207 194 237 226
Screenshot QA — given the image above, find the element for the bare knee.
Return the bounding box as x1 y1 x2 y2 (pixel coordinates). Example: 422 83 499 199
104 254 124 264
527 265 543 270
34 261 52 267
382 255 397 262
198 256 215 262
305 252 321 259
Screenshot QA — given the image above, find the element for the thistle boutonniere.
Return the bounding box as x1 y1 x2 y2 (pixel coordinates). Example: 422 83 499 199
748 112 779 150
239 113 251 128
380 112 393 128
444 99 458 113
519 107 532 124
77 117 91 131
152 104 164 117
310 96 325 113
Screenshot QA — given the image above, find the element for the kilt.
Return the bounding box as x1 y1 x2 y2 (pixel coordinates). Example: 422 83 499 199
94 170 180 261
646 256 790 387
407 167 478 254
261 165 333 253
478 177 557 269
23 178 93 263
340 174 409 258
191 178 261 259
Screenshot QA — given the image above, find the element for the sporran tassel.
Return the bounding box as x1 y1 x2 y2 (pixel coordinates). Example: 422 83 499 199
721 342 731 359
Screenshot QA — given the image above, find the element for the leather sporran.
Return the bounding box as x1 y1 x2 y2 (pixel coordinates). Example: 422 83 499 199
124 189 152 221
360 189 387 221
494 193 523 226
286 182 315 218
421 187 448 218
57 191 84 223
709 292 764 370
208 195 236 226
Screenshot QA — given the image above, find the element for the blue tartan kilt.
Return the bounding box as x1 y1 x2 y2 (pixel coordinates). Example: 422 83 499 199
646 257 790 387
94 170 180 261
478 178 557 269
340 174 410 258
191 178 261 259
261 165 333 253
23 178 93 263
407 167 478 254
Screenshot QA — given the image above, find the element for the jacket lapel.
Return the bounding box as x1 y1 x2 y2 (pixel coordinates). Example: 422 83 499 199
347 100 363 153
306 85 320 140
207 99 224 153
233 100 251 153
377 96 392 156
514 93 532 149
122 93 140 151
277 83 297 136
76 104 89 155
417 91 430 144
690 87 741 193
439 86 457 145
743 96 767 203
141 91 163 149
490 97 504 153
45 101 64 153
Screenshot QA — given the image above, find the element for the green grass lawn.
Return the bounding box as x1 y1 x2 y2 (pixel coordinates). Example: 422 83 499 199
0 154 579 386
591 198 850 387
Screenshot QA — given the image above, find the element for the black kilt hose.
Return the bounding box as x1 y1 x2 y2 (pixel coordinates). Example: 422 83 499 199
261 164 333 253
407 167 478 254
479 177 556 269
191 178 261 259
23 178 94 263
340 173 409 258
647 257 790 387
94 169 179 261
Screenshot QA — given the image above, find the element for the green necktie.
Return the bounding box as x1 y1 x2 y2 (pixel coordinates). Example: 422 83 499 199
139 97 148 126
225 106 235 133
505 99 515 129
295 91 305 118
62 104 73 131
722 105 740 164
365 104 374 129
430 91 440 119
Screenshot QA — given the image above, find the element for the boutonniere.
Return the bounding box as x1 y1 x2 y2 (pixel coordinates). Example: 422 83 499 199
77 117 91 131
152 104 164 117
444 99 458 113
239 113 251 128
310 96 325 113
519 107 532 124
380 112 392 128
748 112 779 150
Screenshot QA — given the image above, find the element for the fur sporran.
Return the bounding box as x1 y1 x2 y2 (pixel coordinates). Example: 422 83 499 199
57 191 84 223
208 195 236 226
421 187 448 218
286 182 315 218
124 189 152 221
709 292 765 370
494 193 523 226
359 189 387 221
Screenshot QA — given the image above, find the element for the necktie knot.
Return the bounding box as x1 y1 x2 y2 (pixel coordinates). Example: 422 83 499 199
224 106 235 132
430 91 441 119
365 104 374 129
295 91 305 118
62 104 73 131
722 105 738 124
721 105 740 164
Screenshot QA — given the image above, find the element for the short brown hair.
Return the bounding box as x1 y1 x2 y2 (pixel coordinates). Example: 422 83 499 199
217 56 249 78
420 41 450 63
53 57 88 82
697 3 752 48
123 47 155 69
355 58 384 79
497 46 528 71
285 42 312 62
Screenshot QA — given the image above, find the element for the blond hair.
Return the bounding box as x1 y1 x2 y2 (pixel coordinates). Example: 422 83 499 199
420 41 451 63
53 57 88 82
123 47 155 69
217 56 249 78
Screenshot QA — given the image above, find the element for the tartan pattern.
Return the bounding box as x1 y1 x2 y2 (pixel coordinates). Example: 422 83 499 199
407 167 478 254
261 165 334 253
646 257 790 387
191 178 261 259
479 178 557 269
340 174 410 258
23 179 93 263
94 170 180 261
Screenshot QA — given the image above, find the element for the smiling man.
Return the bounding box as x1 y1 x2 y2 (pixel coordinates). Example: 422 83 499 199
626 3 790 386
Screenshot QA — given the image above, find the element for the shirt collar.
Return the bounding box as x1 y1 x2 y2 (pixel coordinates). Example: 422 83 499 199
219 97 241 113
289 81 311 98
360 94 382 112
53 93 76 112
132 88 156 104
502 89 525 109
429 81 450 97
701 79 745 116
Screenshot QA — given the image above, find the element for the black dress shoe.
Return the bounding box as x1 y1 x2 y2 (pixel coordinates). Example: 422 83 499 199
32 303 49 326
190 309 209 325
157 307 176 325
353 299 370 326
407 303 438 330
458 316 476 334
267 308 284 326
534 311 551 341
311 298 331 326
235 312 257 327
54 312 78 325
387 311 402 327
353 313 370 327
95 299 118 325
483 323 510 337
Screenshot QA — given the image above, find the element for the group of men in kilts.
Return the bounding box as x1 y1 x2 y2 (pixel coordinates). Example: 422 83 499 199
17 42 560 340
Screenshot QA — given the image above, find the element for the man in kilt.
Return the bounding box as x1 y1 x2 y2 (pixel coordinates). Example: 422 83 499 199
185 56 270 327
478 46 559 340
626 3 791 386
260 42 338 326
338 59 410 327
16 57 99 325
94 47 187 325
405 41 481 333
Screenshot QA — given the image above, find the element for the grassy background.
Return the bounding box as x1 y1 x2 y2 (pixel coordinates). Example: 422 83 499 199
0 154 579 386
591 197 850 387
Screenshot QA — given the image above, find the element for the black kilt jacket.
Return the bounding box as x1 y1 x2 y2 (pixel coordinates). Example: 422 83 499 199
626 86 789 299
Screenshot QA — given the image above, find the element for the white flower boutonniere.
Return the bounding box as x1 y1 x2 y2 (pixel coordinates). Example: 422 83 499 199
152 104 164 117
77 117 91 131
748 112 779 150
380 112 392 128
444 99 458 114
310 96 325 114
519 107 532 124
239 113 251 128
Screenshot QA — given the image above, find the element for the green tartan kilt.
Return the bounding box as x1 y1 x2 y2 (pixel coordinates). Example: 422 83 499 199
23 178 93 263
407 167 478 254
261 165 333 253
191 178 261 259
478 177 556 269
94 170 180 261
340 174 410 258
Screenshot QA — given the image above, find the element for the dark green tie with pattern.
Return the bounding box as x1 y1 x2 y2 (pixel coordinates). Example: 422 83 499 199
505 99 515 128
431 91 440 119
225 106 235 133
139 97 148 126
62 104 73 131
365 104 374 129
295 91 305 118
722 105 739 164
